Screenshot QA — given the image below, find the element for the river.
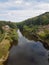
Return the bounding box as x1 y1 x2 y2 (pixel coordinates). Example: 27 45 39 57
6 30 49 65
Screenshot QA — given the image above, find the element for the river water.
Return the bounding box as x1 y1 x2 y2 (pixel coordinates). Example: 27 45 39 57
6 30 49 65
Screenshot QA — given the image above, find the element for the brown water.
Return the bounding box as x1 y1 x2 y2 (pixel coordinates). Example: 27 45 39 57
6 30 49 65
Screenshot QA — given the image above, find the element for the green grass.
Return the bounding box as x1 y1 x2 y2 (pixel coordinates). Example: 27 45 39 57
0 39 10 58
38 32 46 37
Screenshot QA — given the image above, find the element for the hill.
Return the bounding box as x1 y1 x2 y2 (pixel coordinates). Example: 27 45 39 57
17 12 49 49
17 12 49 29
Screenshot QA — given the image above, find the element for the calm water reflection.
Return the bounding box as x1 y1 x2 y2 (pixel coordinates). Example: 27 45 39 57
6 30 49 65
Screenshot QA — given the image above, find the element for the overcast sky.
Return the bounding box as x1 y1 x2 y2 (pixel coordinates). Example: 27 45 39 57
0 0 49 22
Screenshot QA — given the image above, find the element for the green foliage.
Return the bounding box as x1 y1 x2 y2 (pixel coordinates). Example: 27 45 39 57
17 12 49 29
44 30 49 39
0 33 5 42
9 29 18 41
0 21 17 33
0 21 18 65
38 29 49 40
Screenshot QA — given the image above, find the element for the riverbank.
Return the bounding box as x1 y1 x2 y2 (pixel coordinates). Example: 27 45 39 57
0 28 18 65
0 52 9 62
0 36 10 65
21 30 49 50
3 29 49 65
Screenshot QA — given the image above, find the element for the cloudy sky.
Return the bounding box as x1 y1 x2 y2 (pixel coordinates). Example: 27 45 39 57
0 0 49 22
